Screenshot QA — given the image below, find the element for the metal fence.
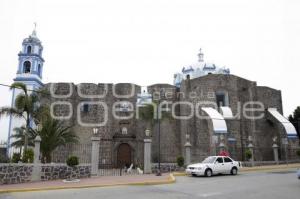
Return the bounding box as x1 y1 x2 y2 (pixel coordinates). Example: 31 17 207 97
51 143 92 164
98 164 141 176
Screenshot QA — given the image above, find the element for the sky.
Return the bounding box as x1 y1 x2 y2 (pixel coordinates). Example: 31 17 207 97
0 0 300 142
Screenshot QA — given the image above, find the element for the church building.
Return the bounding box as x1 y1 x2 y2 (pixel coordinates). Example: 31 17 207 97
8 29 299 168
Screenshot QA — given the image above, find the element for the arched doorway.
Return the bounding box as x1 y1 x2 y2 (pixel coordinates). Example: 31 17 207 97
117 143 132 167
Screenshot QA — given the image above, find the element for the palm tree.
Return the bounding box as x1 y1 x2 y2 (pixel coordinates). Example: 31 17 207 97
10 126 36 154
0 82 39 152
34 118 79 163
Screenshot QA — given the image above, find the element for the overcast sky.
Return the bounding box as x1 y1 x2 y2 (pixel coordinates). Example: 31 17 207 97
0 0 300 141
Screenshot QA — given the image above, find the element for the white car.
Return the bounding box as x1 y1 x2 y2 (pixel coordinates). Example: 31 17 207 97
186 156 241 177
297 169 300 180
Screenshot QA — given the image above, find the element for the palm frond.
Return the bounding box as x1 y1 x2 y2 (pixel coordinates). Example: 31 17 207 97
10 83 28 95
0 107 23 119
14 94 26 110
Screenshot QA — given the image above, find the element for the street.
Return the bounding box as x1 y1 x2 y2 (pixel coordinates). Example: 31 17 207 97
1 169 300 199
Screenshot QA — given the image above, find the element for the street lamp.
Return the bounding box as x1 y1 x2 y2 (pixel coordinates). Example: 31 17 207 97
37 124 43 132
156 89 165 176
93 128 99 135
282 137 288 165
145 129 151 137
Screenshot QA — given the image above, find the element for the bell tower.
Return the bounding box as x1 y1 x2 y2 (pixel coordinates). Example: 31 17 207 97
14 24 44 89
7 25 45 156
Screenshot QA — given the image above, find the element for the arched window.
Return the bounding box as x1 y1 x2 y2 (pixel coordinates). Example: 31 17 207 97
23 61 31 73
27 46 32 54
38 64 41 76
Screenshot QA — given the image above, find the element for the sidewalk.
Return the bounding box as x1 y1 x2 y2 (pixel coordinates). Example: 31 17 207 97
0 174 175 193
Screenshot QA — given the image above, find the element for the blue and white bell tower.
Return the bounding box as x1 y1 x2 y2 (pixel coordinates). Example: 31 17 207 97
14 26 44 88
7 26 45 155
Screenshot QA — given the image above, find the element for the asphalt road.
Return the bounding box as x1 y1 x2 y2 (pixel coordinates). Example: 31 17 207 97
1 169 300 199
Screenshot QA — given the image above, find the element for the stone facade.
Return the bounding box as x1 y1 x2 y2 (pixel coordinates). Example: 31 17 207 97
0 163 91 185
41 74 300 166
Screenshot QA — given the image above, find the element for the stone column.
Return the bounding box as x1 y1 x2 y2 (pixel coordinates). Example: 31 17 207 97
218 142 225 154
272 143 279 165
91 136 100 176
31 136 41 182
218 135 226 155
34 136 41 164
144 138 152 174
184 142 192 166
248 143 254 167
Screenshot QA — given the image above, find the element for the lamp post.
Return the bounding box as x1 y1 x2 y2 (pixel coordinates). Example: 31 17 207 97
156 89 165 176
272 136 279 165
248 136 254 167
184 134 192 166
282 137 288 166
37 124 42 132
93 128 99 135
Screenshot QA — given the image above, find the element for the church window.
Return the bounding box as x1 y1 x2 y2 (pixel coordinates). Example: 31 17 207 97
27 46 32 54
83 104 89 112
23 61 31 73
215 91 229 107
38 64 41 76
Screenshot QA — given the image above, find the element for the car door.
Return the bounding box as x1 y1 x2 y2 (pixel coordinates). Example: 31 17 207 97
213 157 225 174
223 157 234 173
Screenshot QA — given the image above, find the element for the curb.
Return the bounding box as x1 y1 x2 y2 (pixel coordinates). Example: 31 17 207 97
173 172 187 177
0 174 176 194
172 164 300 176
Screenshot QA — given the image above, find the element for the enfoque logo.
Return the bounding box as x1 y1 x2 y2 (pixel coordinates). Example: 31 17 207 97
49 83 266 127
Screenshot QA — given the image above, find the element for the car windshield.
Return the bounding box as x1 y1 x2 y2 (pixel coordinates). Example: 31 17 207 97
202 157 216 163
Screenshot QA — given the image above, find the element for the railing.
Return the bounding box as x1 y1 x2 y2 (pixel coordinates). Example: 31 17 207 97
98 164 141 176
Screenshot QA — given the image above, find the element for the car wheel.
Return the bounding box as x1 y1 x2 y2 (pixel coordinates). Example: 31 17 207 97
205 169 212 177
231 167 238 175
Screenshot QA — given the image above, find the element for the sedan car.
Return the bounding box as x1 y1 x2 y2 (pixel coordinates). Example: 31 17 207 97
186 156 241 177
297 169 300 179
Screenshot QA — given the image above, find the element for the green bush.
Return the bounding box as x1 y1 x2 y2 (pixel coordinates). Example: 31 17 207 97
22 149 34 163
245 149 252 160
11 153 21 163
176 156 184 167
66 156 79 167
0 154 9 163
296 149 300 157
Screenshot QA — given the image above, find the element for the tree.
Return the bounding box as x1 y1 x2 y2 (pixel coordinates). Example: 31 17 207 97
0 83 39 152
288 106 300 139
10 126 35 153
34 117 79 163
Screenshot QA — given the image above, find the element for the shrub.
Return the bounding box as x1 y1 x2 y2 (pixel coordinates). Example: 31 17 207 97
245 149 252 160
11 153 21 163
296 149 300 157
0 154 9 163
176 156 184 167
66 156 79 167
22 149 34 163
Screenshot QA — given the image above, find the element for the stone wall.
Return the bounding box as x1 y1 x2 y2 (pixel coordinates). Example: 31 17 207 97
41 164 91 181
151 163 184 173
0 164 33 184
0 163 91 185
